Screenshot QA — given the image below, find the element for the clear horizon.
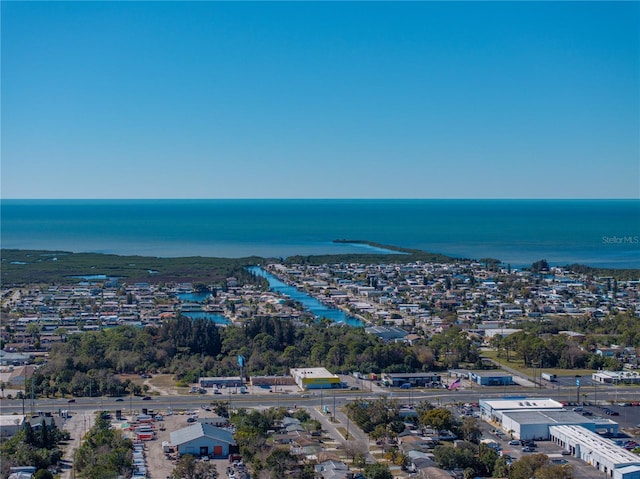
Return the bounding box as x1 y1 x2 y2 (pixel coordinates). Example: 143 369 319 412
2 1 639 200
3 198 640 201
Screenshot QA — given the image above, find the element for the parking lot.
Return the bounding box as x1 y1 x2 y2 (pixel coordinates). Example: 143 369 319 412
110 409 240 479
454 401 640 479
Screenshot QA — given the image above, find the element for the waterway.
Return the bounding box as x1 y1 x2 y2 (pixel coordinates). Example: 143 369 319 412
175 292 230 325
247 266 363 327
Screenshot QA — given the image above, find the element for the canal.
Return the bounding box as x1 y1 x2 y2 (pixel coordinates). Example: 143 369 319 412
247 266 363 327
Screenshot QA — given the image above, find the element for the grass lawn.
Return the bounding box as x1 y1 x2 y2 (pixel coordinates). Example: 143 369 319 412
481 349 596 377
148 374 178 389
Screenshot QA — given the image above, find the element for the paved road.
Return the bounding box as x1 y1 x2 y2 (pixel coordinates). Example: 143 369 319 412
3 385 639 416
4 382 639 479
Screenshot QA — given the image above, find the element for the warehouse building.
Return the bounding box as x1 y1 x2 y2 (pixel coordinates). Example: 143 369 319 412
550 425 640 479
500 409 618 441
290 368 342 390
170 423 237 458
480 397 564 423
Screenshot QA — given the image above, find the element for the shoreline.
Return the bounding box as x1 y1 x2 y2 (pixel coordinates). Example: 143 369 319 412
2 246 639 288
3 199 638 270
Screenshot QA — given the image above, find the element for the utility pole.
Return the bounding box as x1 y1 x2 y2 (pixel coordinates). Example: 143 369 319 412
333 392 336 422
346 414 350 440
30 370 35 416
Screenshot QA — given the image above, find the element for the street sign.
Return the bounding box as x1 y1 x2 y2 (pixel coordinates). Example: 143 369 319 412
576 379 580 387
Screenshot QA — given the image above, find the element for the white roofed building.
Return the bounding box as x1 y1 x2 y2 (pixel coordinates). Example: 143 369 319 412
290 368 342 390
550 425 640 479
0 415 26 438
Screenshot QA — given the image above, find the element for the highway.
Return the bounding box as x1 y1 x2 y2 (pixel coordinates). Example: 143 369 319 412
2 383 638 417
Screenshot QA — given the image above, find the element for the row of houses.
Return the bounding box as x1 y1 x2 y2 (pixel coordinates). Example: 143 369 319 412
268 261 640 338
2 260 639 379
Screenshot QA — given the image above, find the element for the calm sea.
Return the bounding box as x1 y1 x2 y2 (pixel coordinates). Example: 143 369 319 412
1 199 638 269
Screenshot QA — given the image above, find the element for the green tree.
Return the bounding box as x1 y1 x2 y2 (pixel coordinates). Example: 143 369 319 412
459 417 482 444
508 453 549 479
363 462 393 479
535 464 574 479
433 442 478 471
476 443 499 476
171 454 196 479
34 470 54 479
492 456 510 477
420 408 456 432
265 449 298 477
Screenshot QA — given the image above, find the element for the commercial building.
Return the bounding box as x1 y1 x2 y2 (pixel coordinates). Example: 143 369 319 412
550 425 640 479
469 371 513 386
249 375 296 388
480 397 564 423
170 423 237 458
290 368 342 390
592 371 640 385
199 376 243 389
500 410 618 441
365 325 408 342
381 372 442 388
0 415 25 438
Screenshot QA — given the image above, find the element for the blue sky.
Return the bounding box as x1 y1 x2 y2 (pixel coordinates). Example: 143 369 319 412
2 1 638 199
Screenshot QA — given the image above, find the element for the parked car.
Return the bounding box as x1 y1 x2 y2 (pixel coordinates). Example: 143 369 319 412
508 440 520 445
142 396 152 400
522 446 535 452
115 398 124 402
561 450 572 455
581 411 593 416
67 399 76 403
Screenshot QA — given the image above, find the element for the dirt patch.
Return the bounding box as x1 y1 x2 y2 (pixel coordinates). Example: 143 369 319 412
114 408 234 479
59 411 95 479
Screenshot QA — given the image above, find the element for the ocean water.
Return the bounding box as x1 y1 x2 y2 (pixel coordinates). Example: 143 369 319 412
1 199 638 269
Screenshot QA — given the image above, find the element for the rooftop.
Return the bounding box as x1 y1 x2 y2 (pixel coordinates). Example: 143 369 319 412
170 423 235 447
502 410 593 426
481 398 564 411
549 425 640 467
290 368 338 379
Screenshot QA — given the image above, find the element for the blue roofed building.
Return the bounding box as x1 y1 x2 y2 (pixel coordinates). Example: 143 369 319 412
170 423 236 458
